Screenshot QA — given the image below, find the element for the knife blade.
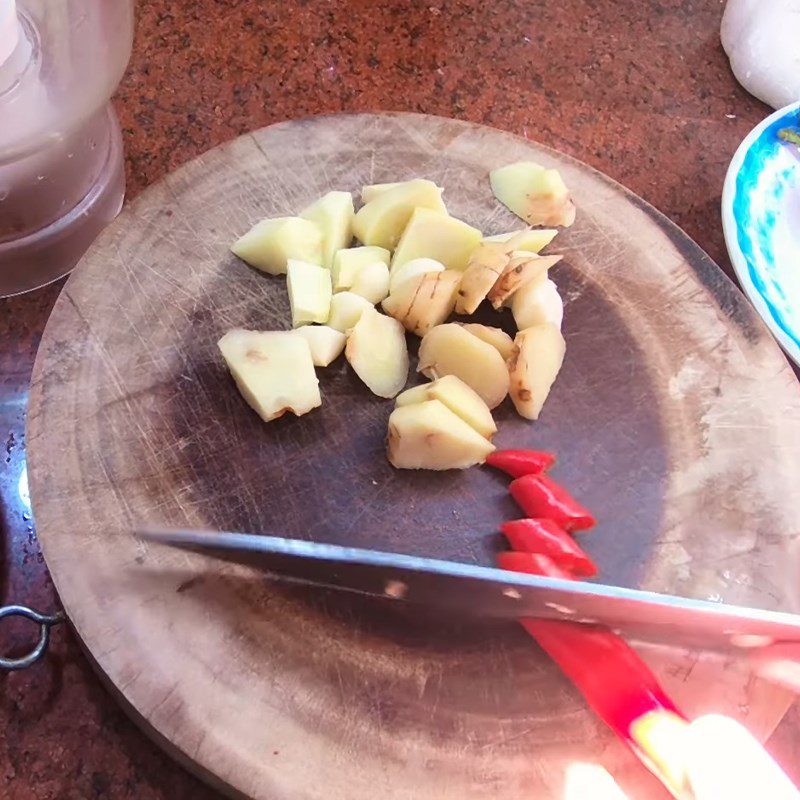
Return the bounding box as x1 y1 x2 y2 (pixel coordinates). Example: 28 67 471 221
138 527 800 653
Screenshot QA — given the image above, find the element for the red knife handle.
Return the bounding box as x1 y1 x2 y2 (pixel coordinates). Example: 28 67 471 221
499 552 689 796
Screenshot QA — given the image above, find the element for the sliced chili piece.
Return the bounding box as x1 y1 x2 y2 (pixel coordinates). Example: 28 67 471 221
509 474 596 532
501 518 598 577
496 550 573 579
485 449 556 478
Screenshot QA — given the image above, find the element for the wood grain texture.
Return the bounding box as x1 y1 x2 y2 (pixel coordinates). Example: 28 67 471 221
26 113 800 799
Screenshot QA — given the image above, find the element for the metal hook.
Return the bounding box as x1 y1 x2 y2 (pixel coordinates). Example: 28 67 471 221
0 604 65 670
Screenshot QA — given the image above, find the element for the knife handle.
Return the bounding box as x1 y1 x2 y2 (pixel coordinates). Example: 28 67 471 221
631 712 800 799
686 715 799 800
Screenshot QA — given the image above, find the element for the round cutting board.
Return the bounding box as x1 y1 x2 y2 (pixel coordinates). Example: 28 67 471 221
27 113 800 799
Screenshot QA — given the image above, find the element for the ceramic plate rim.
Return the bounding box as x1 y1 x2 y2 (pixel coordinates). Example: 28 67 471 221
722 100 800 367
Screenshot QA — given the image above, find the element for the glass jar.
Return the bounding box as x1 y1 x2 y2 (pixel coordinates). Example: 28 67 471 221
0 0 134 296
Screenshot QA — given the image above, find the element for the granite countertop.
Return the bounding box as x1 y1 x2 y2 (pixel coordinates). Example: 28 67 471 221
1 1 798 797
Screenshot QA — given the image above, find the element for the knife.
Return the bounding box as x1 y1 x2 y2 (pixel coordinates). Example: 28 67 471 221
138 527 800 653
140 527 800 798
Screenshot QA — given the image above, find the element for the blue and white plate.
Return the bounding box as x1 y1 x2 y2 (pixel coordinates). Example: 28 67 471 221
723 101 800 366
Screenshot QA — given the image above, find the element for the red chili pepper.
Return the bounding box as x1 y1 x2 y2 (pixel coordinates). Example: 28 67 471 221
485 449 556 478
509 474 596 532
497 552 684 744
523 620 682 735
496 550 574 579
501 518 598 577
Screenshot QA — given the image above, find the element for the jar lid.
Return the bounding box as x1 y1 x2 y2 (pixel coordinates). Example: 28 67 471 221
0 0 18 66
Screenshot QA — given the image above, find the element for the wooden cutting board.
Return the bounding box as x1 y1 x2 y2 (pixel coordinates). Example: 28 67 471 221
27 113 800 799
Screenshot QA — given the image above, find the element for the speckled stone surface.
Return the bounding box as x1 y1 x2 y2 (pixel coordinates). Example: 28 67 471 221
1 1 798 797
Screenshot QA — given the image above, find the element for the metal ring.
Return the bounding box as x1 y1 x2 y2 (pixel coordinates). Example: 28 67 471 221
0 604 65 670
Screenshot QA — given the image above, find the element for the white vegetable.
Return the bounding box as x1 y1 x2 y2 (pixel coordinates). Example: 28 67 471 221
396 374 496 440
390 208 482 273
361 179 443 204
389 257 445 293
345 308 409 398
352 179 447 249
218 329 321 422
457 324 515 361
511 277 564 330
286 259 332 327
332 246 391 291
455 240 516 315
231 217 323 274
295 326 347 367
721 0 800 110
326 291 374 333
507 323 566 420
417 323 509 409
360 181 404 203
300 191 355 268
487 252 562 310
490 161 576 227
482 229 558 252
387 399 495 470
350 261 391 304
382 270 461 337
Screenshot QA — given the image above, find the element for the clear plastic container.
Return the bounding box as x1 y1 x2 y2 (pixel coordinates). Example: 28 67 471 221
0 0 134 297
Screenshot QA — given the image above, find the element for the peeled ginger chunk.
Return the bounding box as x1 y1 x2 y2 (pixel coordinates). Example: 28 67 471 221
487 252 562 310
387 399 495 470
390 208 482 273
389 257 445 293
218 329 321 422
511 277 564 330
350 261 390 304
482 229 558 252
455 240 515 315
457 324 515 361
353 179 447 250
417 323 509 409
300 191 355 268
382 270 461 337
332 246 390 291
490 161 576 228
396 374 496 440
345 308 409 398
286 259 332 327
508 323 566 420
326 292 374 333
295 325 346 367
361 179 443 205
231 217 323 275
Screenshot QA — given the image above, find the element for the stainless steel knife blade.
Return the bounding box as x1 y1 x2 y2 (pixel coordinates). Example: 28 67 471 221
138 527 800 653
